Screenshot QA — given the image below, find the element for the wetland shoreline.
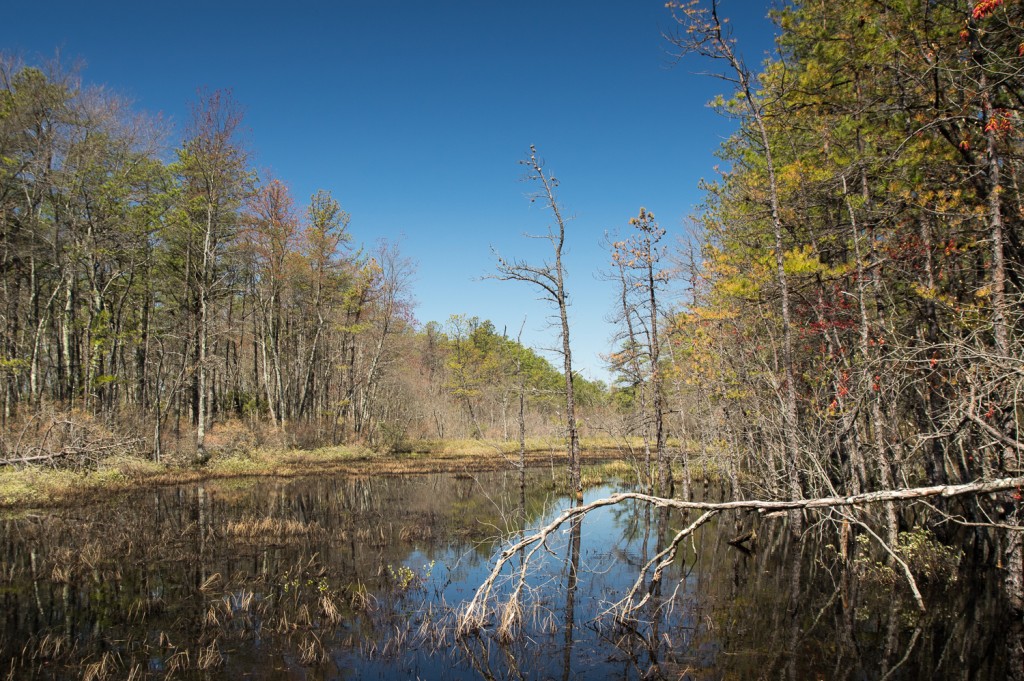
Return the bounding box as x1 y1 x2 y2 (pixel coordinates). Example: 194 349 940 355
0 439 638 510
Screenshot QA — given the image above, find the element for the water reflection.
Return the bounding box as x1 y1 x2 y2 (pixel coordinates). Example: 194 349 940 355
0 469 1018 679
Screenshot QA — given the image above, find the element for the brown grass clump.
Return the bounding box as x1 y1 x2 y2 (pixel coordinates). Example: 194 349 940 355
349 582 375 612
320 592 343 625
81 651 119 681
202 420 258 456
30 632 75 662
496 598 523 643
196 640 224 670
297 632 327 665
165 649 190 674
225 515 324 542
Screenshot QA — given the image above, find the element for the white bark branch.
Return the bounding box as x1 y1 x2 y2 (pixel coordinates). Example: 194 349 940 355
456 476 1024 636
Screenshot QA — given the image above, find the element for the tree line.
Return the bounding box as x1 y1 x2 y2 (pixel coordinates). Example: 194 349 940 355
3 0 1023 512
658 0 1022 511
620 0 1024 605
0 57 608 463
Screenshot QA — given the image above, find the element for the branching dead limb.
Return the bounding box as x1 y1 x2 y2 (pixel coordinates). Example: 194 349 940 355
839 510 926 612
456 476 1024 637
0 440 140 467
610 510 719 621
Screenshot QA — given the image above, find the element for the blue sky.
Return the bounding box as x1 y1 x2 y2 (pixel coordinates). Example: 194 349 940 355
2 1 776 383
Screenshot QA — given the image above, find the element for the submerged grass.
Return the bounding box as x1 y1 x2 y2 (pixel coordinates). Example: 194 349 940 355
226 516 324 541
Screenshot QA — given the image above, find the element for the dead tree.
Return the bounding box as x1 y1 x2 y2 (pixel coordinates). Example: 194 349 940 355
493 146 582 499
456 475 1024 637
611 209 672 497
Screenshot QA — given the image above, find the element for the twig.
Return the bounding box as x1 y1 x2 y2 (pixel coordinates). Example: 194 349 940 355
839 510 926 612
611 510 719 620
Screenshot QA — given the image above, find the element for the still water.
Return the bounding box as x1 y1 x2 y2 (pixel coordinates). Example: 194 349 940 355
0 466 1016 679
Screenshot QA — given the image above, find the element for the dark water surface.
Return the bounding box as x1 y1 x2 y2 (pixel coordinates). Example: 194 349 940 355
0 466 1017 679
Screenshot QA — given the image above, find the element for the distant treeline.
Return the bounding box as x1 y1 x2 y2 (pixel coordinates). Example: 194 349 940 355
0 58 607 461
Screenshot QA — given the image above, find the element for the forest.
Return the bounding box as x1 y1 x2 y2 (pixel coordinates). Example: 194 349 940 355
0 64 610 461
2 0 1024 676
0 1 1021 542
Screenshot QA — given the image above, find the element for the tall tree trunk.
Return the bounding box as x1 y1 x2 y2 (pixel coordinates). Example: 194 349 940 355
196 205 212 463
644 226 670 498
844 176 898 546
669 2 805 531
495 147 580 498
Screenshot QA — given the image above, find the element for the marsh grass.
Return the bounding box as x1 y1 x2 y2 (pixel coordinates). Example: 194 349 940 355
0 433 642 510
0 445 371 508
197 640 224 670
165 649 190 674
298 632 327 665
226 516 324 542
320 591 343 625
349 582 375 611
171 563 361 671
28 632 74 662
496 597 523 643
81 651 119 681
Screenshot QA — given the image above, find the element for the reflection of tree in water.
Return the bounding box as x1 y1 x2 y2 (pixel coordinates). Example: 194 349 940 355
1 470 557 679
461 481 1024 680
561 512 582 681
2 470 1022 679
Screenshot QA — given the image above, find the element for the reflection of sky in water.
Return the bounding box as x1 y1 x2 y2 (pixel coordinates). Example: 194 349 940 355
1 470 1014 680
379 482 702 680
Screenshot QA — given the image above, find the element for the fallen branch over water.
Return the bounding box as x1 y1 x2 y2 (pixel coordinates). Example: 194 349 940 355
456 476 1024 636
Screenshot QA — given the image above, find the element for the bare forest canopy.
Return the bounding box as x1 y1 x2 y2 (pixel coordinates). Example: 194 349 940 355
1 0 1023 513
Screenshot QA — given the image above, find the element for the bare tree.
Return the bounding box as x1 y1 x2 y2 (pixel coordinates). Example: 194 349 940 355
607 233 654 492
493 146 582 499
610 209 672 497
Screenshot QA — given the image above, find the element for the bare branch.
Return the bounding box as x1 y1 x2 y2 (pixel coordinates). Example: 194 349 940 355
457 475 1024 636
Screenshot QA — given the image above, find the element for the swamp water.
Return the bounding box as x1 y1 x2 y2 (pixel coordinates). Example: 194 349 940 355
0 466 1018 679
